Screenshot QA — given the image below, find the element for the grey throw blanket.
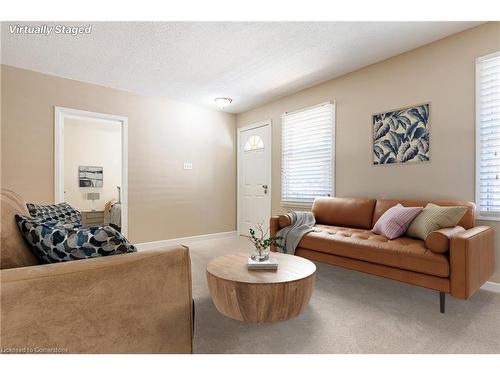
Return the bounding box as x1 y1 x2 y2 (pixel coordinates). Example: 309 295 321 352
276 211 316 254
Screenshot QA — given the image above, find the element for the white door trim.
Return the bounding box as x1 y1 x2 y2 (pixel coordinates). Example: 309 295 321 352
54 106 129 237
237 119 272 236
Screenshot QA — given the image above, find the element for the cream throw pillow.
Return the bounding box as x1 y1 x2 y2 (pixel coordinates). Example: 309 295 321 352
406 203 468 240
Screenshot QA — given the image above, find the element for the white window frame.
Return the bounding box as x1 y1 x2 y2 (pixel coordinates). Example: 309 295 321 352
281 101 335 208
475 51 500 221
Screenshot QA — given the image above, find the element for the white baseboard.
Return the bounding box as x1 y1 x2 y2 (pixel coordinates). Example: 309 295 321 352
135 231 237 251
481 281 500 294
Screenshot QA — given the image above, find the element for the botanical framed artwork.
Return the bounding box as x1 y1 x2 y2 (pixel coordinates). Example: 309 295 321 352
372 103 430 165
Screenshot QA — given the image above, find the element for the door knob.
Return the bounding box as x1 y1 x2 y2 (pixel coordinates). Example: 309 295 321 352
262 185 268 189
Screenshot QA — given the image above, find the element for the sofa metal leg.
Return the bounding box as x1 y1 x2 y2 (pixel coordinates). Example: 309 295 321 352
439 292 445 314
192 299 196 337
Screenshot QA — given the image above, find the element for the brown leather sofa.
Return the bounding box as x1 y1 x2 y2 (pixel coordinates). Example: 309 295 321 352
0 188 193 353
270 197 495 313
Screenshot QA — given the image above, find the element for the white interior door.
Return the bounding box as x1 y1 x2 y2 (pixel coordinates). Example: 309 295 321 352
238 122 271 237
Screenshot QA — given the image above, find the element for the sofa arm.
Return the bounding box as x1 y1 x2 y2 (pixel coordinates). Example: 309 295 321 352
270 215 292 252
450 226 495 299
0 246 193 353
270 216 280 252
270 215 291 234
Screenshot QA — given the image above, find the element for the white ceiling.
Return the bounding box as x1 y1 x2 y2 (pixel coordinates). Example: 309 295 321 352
1 22 482 113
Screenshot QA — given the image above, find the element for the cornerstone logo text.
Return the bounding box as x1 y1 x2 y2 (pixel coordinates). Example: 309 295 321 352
1 346 68 353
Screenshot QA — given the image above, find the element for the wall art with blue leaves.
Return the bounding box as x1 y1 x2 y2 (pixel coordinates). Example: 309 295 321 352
373 103 430 165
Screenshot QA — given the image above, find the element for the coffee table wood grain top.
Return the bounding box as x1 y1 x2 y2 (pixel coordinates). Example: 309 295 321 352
206 252 316 322
206 252 316 284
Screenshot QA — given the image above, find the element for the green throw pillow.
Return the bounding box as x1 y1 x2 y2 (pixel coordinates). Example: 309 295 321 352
405 203 468 240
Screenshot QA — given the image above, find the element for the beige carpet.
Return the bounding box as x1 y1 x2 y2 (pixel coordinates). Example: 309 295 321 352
187 236 500 354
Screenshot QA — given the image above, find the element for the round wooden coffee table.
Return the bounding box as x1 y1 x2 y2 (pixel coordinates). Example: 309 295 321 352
206 252 316 323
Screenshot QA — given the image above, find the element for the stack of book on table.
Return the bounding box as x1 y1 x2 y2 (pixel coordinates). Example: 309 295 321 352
247 256 278 270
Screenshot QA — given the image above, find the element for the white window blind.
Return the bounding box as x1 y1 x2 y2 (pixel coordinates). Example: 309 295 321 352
476 51 500 219
281 102 334 206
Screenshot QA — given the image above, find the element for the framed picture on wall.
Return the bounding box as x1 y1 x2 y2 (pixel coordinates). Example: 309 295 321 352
372 103 430 165
79 166 103 187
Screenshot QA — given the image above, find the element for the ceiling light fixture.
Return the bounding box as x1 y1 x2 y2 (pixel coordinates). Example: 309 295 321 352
214 97 233 109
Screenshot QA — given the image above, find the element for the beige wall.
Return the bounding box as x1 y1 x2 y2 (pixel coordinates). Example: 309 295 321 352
236 22 500 282
64 117 122 211
1 65 237 243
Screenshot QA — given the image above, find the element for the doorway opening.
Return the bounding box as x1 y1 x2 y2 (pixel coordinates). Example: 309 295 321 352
54 107 128 236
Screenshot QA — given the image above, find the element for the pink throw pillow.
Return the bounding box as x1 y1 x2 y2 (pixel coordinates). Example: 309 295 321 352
372 204 423 240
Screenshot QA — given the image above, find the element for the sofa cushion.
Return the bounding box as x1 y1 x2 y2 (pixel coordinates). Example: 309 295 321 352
15 214 137 263
373 199 475 229
312 197 376 229
406 203 468 240
298 224 450 277
0 188 40 269
372 203 422 239
27 202 82 224
425 226 465 253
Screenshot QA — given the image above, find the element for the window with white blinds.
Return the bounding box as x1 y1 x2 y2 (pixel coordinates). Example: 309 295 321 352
281 102 334 206
476 51 500 219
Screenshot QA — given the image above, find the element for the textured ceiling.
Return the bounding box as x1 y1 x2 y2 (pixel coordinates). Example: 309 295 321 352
1 22 482 113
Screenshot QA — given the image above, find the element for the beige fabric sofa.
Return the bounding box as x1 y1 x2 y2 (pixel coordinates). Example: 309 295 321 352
0 188 193 354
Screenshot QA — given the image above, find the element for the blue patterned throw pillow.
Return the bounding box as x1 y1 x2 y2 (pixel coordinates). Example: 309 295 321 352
26 202 82 224
15 214 136 263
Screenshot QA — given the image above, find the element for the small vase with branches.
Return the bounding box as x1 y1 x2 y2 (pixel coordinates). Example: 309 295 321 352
248 223 284 262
